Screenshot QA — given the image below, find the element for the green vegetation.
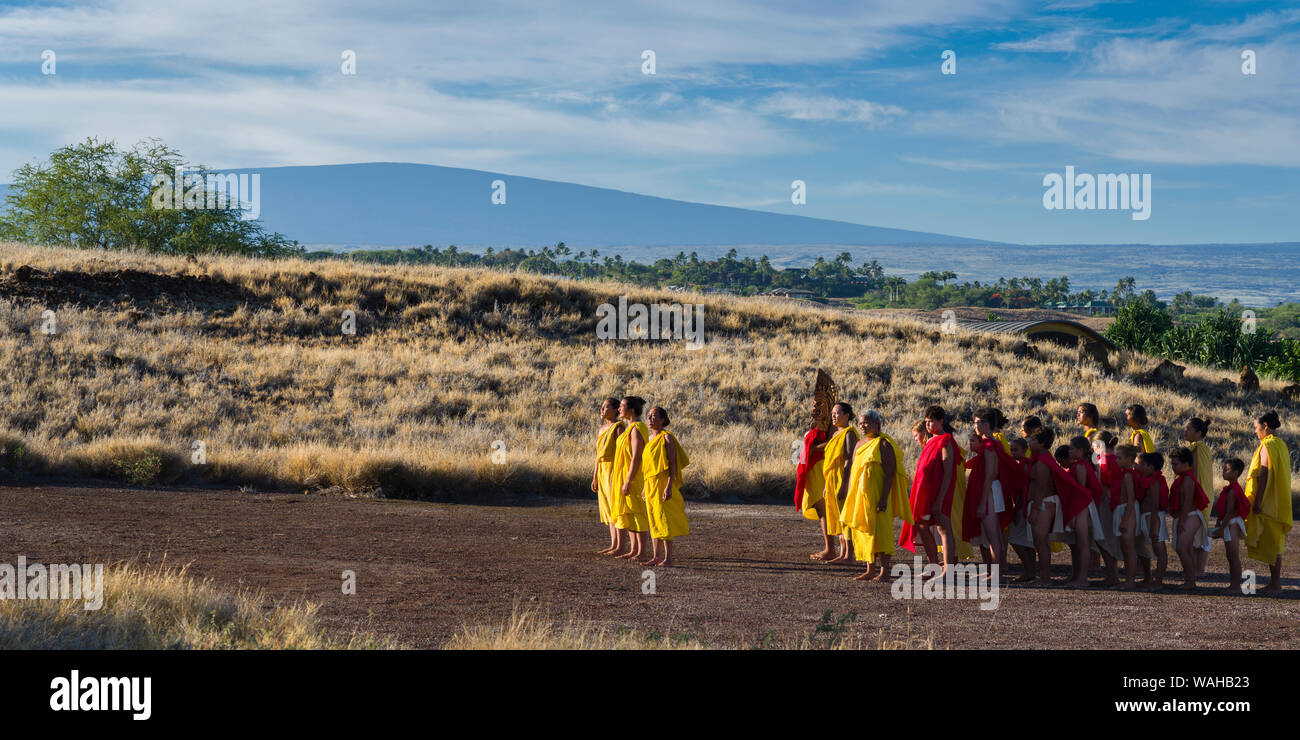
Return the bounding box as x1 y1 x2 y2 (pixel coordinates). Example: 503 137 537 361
1105 298 1300 382
0 138 300 257
305 243 1111 309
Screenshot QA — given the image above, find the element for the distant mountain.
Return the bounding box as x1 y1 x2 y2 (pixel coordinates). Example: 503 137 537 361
0 163 989 248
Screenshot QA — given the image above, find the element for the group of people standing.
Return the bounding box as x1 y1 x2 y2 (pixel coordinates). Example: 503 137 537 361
794 401 1294 592
589 391 1293 594
592 396 690 567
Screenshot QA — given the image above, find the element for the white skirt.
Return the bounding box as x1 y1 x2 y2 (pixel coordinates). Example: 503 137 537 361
1112 502 1153 560
1178 510 1210 550
1220 516 1246 542
1009 502 1035 548
1043 494 1075 543
970 481 1006 545
1139 509 1169 543
1090 500 1121 558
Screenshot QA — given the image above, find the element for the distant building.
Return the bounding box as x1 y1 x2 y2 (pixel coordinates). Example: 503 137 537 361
1045 300 1113 316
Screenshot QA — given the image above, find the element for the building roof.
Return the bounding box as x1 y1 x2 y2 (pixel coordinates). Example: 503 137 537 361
956 319 1116 350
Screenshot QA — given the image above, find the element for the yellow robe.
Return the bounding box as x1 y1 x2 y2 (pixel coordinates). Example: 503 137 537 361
946 443 975 560
1190 440 1214 523
1083 426 1097 440
1129 428 1155 453
1245 434 1293 564
612 420 650 532
800 439 828 523
993 432 1012 455
642 430 691 540
820 426 859 537
595 420 624 524
841 433 912 562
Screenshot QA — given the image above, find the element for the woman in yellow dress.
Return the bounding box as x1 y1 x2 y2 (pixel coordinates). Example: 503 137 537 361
841 410 912 581
594 398 626 555
1245 410 1292 593
1125 404 1155 452
1077 402 1101 440
612 396 651 562
820 402 859 563
642 406 690 566
1184 417 1215 576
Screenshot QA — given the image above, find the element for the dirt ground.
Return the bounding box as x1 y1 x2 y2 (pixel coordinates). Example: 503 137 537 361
4 482 1298 649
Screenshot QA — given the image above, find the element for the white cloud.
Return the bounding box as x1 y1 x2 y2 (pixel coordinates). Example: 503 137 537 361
757 93 905 124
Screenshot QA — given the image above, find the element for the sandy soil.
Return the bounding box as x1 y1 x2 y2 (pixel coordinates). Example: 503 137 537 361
4 483 1297 649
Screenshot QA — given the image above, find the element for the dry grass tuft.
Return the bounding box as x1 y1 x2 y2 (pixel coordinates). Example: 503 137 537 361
0 561 392 649
2 241 1297 502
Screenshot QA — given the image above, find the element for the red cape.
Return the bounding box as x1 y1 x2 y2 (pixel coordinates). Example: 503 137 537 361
1169 471 1210 516
1069 459 1105 510
1212 482 1249 521
898 433 959 551
1136 471 1170 510
1111 467 1139 510
794 426 828 510
962 437 1022 538
1031 450 1092 522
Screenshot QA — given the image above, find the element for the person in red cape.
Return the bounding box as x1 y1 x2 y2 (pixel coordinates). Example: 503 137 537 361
795 422 832 559
1169 447 1212 591
899 406 959 573
1136 451 1170 590
1209 457 1249 593
1069 435 1119 587
1113 444 1149 591
1026 428 1092 588
962 408 1019 576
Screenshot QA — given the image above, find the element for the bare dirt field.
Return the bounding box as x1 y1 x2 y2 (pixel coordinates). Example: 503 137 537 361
4 482 1298 649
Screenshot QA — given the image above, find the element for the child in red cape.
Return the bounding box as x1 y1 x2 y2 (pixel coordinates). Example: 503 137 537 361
899 406 961 575
1170 447 1212 591
1137 451 1170 590
1069 435 1119 586
1209 458 1249 593
1028 429 1093 588
963 408 1021 576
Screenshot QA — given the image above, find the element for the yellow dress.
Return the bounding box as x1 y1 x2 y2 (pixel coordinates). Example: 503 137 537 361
1245 434 1293 564
642 430 690 540
946 443 975 560
1083 426 1097 440
820 426 859 536
612 420 650 532
595 420 624 524
841 433 912 562
1190 439 1214 524
1129 428 1155 453
800 438 828 523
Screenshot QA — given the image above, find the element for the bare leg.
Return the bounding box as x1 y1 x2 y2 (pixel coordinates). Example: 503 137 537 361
1262 557 1283 593
1066 512 1090 588
869 554 894 581
1225 538 1242 593
810 500 834 561
1031 501 1055 585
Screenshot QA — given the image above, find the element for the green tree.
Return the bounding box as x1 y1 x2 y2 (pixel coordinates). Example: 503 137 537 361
1 137 300 257
1105 298 1173 354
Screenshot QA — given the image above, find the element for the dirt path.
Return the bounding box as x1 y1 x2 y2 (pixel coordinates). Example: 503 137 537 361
4 483 1298 649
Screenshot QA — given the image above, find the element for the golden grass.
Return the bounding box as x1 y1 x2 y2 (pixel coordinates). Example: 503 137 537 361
1 241 1296 501
0 561 392 649
444 607 935 650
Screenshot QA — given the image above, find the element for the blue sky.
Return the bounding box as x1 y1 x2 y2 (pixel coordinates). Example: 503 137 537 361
0 0 1296 245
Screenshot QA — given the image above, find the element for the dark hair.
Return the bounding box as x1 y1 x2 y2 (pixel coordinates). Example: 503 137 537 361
1033 427 1055 447
649 406 670 426
1068 435 1090 452
604 397 620 409
975 407 1002 425
834 401 854 417
1139 451 1164 470
1099 430 1118 448
1169 447 1194 466
1116 443 1139 459
1126 404 1148 426
1079 403 1100 426
1257 410 1281 430
1022 415 1043 433
992 409 1009 430
622 396 646 417
1009 437 1028 451
1054 445 1072 466
923 405 955 434
1187 417 1210 436
1224 458 1245 476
